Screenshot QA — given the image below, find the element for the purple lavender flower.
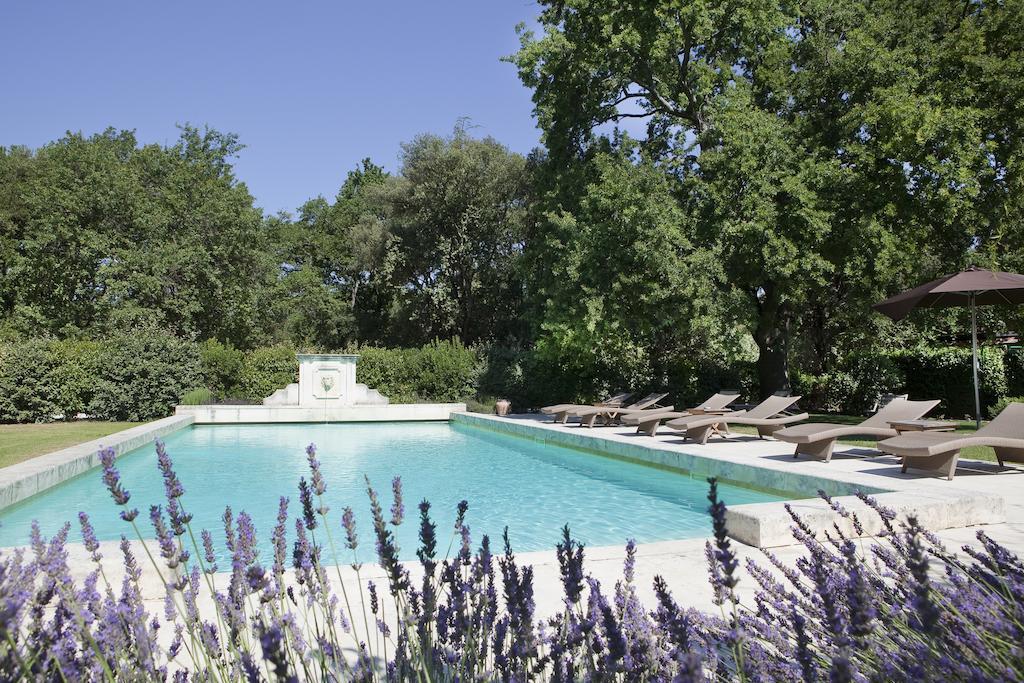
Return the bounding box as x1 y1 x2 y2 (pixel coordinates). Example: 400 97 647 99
99 446 138 521
200 529 218 573
906 517 941 634
149 506 182 571
707 478 739 598
258 623 297 683
271 497 289 580
390 476 404 526
298 477 316 530
78 512 102 563
556 525 585 604
342 506 358 551
305 442 326 495
368 580 379 615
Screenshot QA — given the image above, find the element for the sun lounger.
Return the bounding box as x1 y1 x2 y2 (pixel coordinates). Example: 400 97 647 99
621 391 742 436
572 392 671 427
876 402 1024 480
662 395 807 445
775 398 940 462
541 392 632 423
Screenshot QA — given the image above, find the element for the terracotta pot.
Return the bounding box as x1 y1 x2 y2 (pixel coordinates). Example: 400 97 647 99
494 399 511 416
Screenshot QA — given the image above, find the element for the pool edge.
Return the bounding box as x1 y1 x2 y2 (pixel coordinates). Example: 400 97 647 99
0 414 195 512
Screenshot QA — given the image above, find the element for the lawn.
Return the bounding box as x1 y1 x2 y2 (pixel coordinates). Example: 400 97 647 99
0 421 142 469
730 412 995 461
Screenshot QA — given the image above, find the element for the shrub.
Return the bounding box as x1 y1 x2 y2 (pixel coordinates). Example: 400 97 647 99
1006 347 1024 397
0 339 61 422
838 351 905 414
237 344 298 402
411 338 480 402
990 395 1024 418
891 346 1006 418
47 340 103 420
89 327 202 421
668 358 758 408
355 346 419 403
180 387 215 405
199 339 246 399
6 444 1022 680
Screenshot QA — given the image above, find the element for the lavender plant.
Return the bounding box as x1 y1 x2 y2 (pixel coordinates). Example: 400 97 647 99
0 442 1022 681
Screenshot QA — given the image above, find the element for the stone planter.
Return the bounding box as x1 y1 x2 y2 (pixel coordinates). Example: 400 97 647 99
494 399 511 416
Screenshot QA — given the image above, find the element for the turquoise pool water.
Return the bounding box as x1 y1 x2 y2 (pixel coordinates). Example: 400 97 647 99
0 422 789 563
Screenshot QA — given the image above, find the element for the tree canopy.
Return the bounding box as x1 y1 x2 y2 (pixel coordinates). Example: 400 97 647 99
2 0 1022 403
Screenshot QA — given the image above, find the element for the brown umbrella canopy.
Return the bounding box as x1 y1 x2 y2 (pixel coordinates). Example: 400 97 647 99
873 267 1024 321
873 266 1024 426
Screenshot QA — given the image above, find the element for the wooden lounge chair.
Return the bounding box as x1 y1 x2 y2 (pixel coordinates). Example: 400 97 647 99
572 392 672 428
775 398 941 462
621 391 742 437
541 392 632 424
876 402 1024 480
662 395 807 445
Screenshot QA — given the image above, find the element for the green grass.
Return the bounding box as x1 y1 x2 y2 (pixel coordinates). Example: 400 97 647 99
730 412 996 461
0 421 142 469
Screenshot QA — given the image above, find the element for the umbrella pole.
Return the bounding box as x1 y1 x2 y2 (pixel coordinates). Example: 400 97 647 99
971 293 981 429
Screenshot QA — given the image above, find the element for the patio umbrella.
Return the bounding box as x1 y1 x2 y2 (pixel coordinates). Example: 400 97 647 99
873 266 1024 427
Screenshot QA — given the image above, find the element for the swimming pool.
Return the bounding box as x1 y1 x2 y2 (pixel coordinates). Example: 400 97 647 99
0 422 790 563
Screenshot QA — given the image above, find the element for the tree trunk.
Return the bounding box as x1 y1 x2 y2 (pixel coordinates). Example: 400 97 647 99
752 284 791 398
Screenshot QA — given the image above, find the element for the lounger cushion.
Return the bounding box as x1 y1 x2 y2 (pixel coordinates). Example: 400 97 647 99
775 424 898 444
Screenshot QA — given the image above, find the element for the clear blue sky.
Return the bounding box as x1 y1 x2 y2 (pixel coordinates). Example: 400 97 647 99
0 1 543 214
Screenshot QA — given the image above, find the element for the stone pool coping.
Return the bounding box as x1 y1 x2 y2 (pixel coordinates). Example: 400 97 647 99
175 403 467 423
451 412 1007 548
0 414 196 511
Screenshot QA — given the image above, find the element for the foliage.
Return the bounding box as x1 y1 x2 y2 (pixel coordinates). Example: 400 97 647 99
891 346 1007 419
510 0 1024 394
383 125 531 345
88 326 201 421
198 339 246 399
354 340 480 403
411 338 481 403
237 345 298 402
0 338 61 422
4 443 1023 680
180 387 215 405
990 396 1024 418
1006 347 1024 397
0 127 275 347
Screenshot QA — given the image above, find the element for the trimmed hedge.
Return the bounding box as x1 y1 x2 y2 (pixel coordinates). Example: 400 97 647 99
4 334 1020 423
0 330 200 422
237 345 298 402
354 340 480 404
794 346 1008 418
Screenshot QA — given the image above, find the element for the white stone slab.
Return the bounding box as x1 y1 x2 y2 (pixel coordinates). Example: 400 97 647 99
176 403 466 423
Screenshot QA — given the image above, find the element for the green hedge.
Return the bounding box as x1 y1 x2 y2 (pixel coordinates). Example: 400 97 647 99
794 346 1009 418
237 345 298 402
354 340 480 403
1006 347 1024 397
0 330 200 423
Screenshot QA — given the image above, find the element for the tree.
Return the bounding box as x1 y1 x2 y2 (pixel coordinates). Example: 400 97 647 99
383 126 530 345
510 0 1024 393
0 126 276 347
